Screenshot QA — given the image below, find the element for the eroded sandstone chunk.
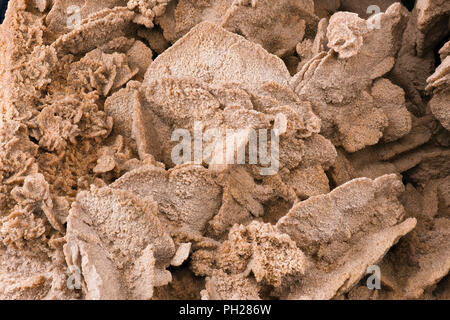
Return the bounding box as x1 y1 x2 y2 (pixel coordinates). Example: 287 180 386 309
46 0 128 37
427 54 450 131
64 186 175 299
145 21 291 89
111 164 222 234
276 174 416 299
52 7 136 55
327 115 443 185
202 271 261 300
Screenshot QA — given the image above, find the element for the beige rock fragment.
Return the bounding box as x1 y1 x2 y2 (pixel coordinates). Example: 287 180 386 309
126 40 153 79
440 41 450 61
207 188 254 238
32 93 113 155
280 133 336 199
69 47 138 97
0 6 50 119
0 208 47 250
0 245 77 300
142 23 336 240
52 7 135 55
390 0 449 114
29 92 114 198
46 0 127 37
276 174 416 299
333 144 450 187
10 173 66 233
141 76 271 167
171 243 192 267
281 165 330 200
0 120 38 186
127 0 169 28
296 17 329 71
292 4 412 152
427 55 450 131
398 219 450 299
371 78 412 142
64 186 175 299
327 12 368 59
104 83 161 160
329 116 435 185
141 76 321 169
215 167 270 219
141 23 330 192
208 167 296 237
111 164 222 234
93 134 155 177
1 0 449 302
221 0 318 57
198 221 306 299
145 21 291 89
219 222 305 286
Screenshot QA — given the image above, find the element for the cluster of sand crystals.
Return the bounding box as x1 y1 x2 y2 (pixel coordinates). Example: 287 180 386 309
0 0 448 300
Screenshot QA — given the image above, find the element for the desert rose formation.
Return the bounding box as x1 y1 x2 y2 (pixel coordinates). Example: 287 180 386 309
0 0 448 300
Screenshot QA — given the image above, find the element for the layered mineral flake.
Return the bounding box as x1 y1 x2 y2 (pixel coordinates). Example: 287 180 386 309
0 0 448 300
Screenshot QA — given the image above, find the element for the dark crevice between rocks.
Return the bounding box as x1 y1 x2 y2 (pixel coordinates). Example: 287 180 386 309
0 0 9 24
434 33 450 67
155 257 206 300
263 197 294 225
401 0 416 12
326 169 337 191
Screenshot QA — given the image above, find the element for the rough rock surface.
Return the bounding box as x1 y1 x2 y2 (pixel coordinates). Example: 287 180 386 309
157 0 318 57
276 175 416 299
0 0 448 301
291 5 412 152
64 186 175 299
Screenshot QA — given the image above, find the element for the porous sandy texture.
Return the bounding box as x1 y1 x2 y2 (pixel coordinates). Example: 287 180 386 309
156 0 318 57
0 0 448 300
276 174 416 299
198 221 306 299
292 4 412 153
64 186 175 299
427 51 450 131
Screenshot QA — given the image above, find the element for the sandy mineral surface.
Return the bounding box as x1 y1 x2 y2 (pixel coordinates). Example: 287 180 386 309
0 0 448 300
